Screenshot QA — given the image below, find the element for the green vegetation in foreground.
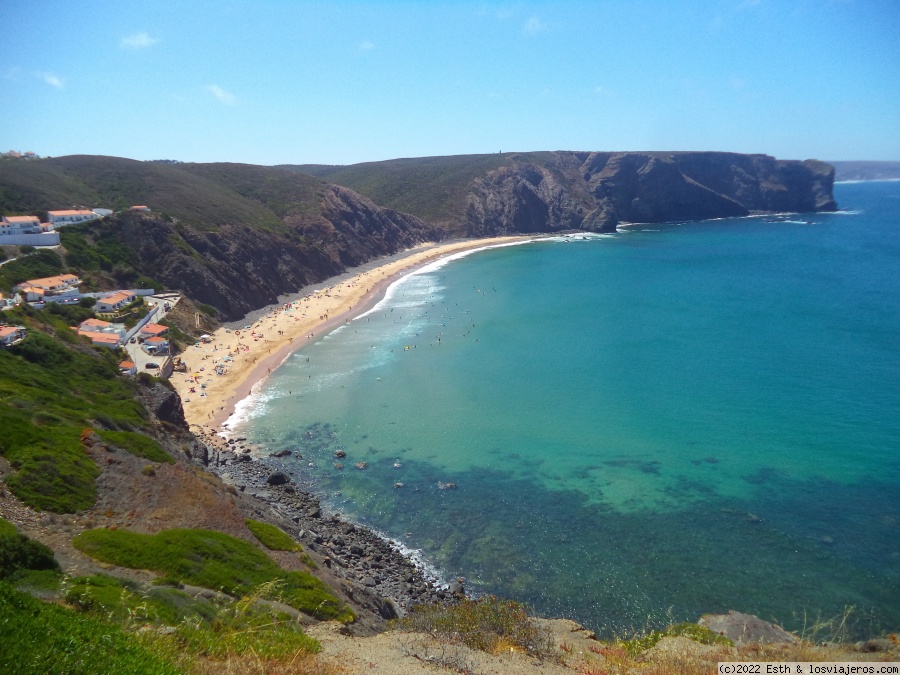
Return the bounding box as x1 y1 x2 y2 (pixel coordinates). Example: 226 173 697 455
616 622 734 656
0 248 64 291
64 574 320 662
72 527 354 622
395 596 556 657
0 317 155 512
0 581 181 675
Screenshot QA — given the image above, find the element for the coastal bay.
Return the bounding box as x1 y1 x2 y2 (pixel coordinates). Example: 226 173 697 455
224 181 900 639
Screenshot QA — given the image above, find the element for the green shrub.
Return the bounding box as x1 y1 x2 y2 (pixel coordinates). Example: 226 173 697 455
617 622 734 656
97 430 173 463
245 519 301 551
72 528 354 622
0 518 60 579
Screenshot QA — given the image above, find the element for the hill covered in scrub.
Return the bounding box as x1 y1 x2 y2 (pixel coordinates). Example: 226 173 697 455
0 155 440 320
1 151 835 318
285 150 837 235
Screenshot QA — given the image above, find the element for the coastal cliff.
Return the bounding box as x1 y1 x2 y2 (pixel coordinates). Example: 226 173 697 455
297 151 837 235
0 151 836 320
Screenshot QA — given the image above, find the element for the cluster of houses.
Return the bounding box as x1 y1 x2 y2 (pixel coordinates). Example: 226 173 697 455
75 317 170 353
6 274 144 313
0 205 151 246
3 150 40 159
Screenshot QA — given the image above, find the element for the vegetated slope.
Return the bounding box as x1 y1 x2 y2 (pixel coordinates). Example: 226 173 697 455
0 305 181 512
285 150 837 235
830 160 900 181
0 156 440 320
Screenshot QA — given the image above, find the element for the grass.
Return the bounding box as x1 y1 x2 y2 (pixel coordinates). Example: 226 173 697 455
97 429 173 463
0 581 182 675
394 595 555 657
245 519 319 568
245 519 301 551
72 527 354 622
616 621 733 656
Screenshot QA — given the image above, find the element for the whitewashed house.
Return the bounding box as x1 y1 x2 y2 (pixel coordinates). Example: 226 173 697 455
47 209 99 227
96 290 137 313
1 215 42 235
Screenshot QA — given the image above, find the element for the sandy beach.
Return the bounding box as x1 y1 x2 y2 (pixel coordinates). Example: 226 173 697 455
171 236 531 435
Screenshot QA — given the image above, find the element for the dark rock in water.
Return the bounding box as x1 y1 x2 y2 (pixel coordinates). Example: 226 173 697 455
270 449 292 458
334 450 346 458
266 472 289 486
698 611 800 644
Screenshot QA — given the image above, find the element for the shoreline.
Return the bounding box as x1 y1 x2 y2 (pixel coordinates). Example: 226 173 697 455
170 238 545 612
171 236 533 434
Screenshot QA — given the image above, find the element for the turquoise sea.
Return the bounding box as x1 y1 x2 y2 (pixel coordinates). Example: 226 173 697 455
232 181 900 637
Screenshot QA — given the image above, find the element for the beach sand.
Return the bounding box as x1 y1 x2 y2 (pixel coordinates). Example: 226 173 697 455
171 237 530 435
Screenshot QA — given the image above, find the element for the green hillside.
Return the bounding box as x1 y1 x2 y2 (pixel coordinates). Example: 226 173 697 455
284 151 555 224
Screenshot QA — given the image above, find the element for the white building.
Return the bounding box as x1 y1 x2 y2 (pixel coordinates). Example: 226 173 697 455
96 290 137 312
92 208 113 217
47 209 99 227
1 215 42 235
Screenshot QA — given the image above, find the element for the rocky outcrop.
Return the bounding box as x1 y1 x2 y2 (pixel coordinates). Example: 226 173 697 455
464 152 836 234
102 185 438 320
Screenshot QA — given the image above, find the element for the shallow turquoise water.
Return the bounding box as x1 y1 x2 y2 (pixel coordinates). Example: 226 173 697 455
234 181 900 636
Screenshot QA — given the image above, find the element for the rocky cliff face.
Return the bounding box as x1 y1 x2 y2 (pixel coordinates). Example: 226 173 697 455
465 152 836 235
105 185 438 320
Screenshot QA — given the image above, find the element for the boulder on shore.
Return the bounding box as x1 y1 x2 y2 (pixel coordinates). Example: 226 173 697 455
698 611 799 645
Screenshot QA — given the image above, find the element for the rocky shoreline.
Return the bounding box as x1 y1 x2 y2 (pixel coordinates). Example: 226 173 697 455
190 428 462 615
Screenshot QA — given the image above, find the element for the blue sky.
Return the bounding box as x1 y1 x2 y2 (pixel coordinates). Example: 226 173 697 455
1 1 897 165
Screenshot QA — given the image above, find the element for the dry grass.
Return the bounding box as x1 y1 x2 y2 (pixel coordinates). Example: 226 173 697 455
189 652 342 675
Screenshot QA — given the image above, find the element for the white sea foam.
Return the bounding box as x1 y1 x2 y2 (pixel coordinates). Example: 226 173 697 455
355 239 536 321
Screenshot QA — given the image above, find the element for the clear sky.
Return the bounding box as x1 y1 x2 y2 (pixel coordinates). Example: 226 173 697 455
2 1 897 165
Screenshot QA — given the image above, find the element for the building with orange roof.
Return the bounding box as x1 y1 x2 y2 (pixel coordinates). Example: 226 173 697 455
15 274 82 294
139 322 169 338
130 205 151 211
96 290 137 313
47 209 99 227
118 360 137 375
77 330 121 348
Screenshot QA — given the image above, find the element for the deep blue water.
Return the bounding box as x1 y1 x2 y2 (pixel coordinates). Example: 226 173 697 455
234 181 900 637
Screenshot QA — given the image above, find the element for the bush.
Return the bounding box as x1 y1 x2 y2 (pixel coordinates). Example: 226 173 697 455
72 528 354 622
617 622 734 656
97 430 173 464
0 518 60 579
245 519 301 551
19 245 35 254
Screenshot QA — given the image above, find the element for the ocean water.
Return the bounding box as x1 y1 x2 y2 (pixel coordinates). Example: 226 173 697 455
232 181 900 637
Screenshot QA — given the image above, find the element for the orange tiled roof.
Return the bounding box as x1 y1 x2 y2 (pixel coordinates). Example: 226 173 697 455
0 326 24 338
78 330 120 344
119 360 135 369
100 291 135 305
48 209 94 216
3 215 40 223
80 318 112 329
